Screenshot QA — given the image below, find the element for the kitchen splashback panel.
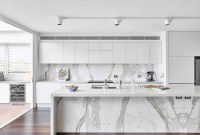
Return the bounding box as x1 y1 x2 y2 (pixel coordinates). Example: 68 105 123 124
41 64 164 82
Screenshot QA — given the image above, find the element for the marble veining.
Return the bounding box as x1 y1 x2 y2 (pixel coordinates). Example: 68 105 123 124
56 97 200 133
41 64 164 82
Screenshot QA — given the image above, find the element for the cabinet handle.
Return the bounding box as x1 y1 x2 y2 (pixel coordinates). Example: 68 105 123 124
184 96 191 99
175 96 182 99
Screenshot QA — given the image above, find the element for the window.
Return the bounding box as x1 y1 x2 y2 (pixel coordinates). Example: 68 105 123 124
0 45 6 72
0 44 31 75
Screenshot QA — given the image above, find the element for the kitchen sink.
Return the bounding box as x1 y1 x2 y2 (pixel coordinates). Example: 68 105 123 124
91 85 117 89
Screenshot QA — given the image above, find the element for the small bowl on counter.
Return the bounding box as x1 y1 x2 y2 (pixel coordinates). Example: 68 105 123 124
66 84 79 92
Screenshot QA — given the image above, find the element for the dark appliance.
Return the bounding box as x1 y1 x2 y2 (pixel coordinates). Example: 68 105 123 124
195 57 200 85
146 71 155 82
10 84 26 104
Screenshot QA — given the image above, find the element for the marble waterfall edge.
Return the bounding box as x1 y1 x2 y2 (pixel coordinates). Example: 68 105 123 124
57 97 200 133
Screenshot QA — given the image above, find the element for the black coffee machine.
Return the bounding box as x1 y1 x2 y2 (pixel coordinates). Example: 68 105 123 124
146 71 155 82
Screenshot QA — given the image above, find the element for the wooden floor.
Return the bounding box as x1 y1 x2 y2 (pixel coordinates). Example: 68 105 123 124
1 108 200 135
0 108 50 135
0 103 31 129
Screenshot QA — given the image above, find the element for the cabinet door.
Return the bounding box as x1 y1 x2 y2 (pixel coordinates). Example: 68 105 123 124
194 32 200 56
101 43 112 50
182 32 195 56
125 43 138 63
101 51 113 63
89 43 101 50
40 42 63 64
113 43 126 63
39 43 51 63
138 43 149 64
50 43 63 63
168 32 182 56
63 43 76 63
89 51 101 64
150 43 162 64
76 43 88 63
0 84 9 103
169 57 194 83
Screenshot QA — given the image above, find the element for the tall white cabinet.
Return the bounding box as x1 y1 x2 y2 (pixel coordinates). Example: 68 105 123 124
168 31 200 84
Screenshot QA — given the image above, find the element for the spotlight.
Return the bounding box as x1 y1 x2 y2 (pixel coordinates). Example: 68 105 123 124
57 17 64 25
114 18 122 26
164 18 172 26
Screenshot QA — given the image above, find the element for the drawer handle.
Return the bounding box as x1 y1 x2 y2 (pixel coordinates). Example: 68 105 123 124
184 96 191 99
175 96 182 99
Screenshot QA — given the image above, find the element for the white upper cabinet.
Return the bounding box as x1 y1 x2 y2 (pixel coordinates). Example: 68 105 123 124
101 43 112 50
125 43 138 63
150 42 162 64
101 51 113 63
89 51 102 64
39 42 63 64
194 32 200 56
39 43 51 63
76 43 88 63
40 41 162 64
113 43 126 63
89 43 101 50
138 43 149 64
63 43 76 63
169 32 182 56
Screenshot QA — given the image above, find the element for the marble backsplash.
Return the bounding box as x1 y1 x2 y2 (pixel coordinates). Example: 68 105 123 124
41 64 165 83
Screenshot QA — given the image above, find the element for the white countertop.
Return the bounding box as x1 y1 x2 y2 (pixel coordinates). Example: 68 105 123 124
52 84 200 97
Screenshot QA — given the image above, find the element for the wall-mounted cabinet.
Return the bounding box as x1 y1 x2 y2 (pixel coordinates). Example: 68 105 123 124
113 43 126 63
39 42 63 63
76 43 89 63
39 41 162 64
125 43 138 63
63 43 76 63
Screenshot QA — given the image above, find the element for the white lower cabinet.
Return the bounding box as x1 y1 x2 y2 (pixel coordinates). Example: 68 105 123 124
36 82 65 104
0 83 9 103
169 57 194 83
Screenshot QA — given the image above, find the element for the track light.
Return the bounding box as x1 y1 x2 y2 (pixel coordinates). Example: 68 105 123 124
57 17 64 25
164 18 172 26
114 18 122 26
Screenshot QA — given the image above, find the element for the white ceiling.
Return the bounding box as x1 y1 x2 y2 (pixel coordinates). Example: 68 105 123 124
0 21 22 31
0 0 200 34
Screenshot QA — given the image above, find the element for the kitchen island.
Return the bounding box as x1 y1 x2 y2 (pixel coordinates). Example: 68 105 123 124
51 84 200 135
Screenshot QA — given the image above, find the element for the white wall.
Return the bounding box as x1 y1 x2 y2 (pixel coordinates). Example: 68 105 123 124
0 31 32 43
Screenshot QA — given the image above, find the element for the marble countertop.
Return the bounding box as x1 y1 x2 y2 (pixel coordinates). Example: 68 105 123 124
52 84 200 97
